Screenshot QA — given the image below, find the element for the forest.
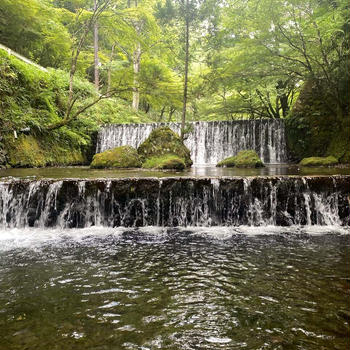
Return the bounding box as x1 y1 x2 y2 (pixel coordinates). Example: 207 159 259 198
0 0 349 166
1 2 350 349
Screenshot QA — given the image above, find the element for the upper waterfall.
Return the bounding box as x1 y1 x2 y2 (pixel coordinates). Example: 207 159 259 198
96 120 288 164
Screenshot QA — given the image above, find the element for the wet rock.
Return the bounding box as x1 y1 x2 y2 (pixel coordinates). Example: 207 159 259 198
300 156 338 167
142 155 185 170
137 127 192 167
90 146 141 169
217 150 264 168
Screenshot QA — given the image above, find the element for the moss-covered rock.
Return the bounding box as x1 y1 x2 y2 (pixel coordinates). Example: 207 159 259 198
217 150 264 168
142 154 186 170
91 145 141 168
137 127 192 167
299 156 338 167
216 156 236 167
235 150 264 168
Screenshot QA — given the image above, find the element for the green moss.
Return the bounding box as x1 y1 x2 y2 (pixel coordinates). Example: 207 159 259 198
299 156 338 167
4 134 86 167
286 80 350 163
0 50 155 168
91 146 142 169
142 154 186 170
216 156 236 167
217 150 264 168
326 120 350 163
137 127 192 167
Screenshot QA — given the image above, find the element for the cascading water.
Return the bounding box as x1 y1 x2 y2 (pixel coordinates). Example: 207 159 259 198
0 176 348 228
96 120 288 164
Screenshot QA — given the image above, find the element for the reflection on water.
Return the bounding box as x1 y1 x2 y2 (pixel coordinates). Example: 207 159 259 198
0 164 350 179
0 227 349 350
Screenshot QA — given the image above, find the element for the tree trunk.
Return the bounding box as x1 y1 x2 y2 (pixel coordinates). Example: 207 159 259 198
107 44 115 94
276 80 289 118
93 0 99 90
168 106 175 122
132 42 141 110
181 0 190 140
158 106 166 121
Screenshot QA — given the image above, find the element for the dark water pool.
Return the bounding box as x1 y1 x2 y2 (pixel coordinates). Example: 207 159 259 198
0 227 349 350
0 164 349 179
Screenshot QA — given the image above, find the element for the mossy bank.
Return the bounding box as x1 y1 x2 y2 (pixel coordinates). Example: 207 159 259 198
0 49 153 168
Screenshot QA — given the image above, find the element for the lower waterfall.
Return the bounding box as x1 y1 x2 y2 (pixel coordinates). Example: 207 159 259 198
0 176 348 228
96 120 288 164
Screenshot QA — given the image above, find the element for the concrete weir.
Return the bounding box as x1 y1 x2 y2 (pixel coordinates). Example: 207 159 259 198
0 176 349 228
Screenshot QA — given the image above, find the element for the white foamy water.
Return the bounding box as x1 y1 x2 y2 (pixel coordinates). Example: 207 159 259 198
0 226 348 252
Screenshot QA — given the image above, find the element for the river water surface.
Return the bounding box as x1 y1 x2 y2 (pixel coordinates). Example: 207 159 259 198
0 227 349 350
1 164 350 179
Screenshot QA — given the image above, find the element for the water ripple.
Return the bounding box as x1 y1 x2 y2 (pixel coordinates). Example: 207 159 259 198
0 227 349 350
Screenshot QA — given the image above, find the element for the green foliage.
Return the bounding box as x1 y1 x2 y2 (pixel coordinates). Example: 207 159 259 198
217 150 264 168
137 127 192 167
300 156 338 167
0 0 349 164
142 154 185 170
286 79 350 163
327 125 350 164
0 49 152 167
0 0 71 68
90 146 142 168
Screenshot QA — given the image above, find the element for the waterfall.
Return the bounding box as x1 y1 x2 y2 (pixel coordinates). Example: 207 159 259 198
96 120 288 164
0 176 348 228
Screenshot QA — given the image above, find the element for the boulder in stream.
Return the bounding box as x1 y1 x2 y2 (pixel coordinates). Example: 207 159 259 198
90 145 142 168
299 156 338 167
137 127 192 168
142 155 186 170
217 150 264 168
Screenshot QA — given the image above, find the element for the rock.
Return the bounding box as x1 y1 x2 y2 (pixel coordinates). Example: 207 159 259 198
142 155 185 170
216 156 236 167
90 145 142 168
299 156 338 167
217 150 264 168
137 127 192 167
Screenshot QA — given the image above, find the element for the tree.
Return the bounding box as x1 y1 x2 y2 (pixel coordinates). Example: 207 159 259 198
221 0 349 119
93 0 100 90
47 0 113 130
0 0 71 68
